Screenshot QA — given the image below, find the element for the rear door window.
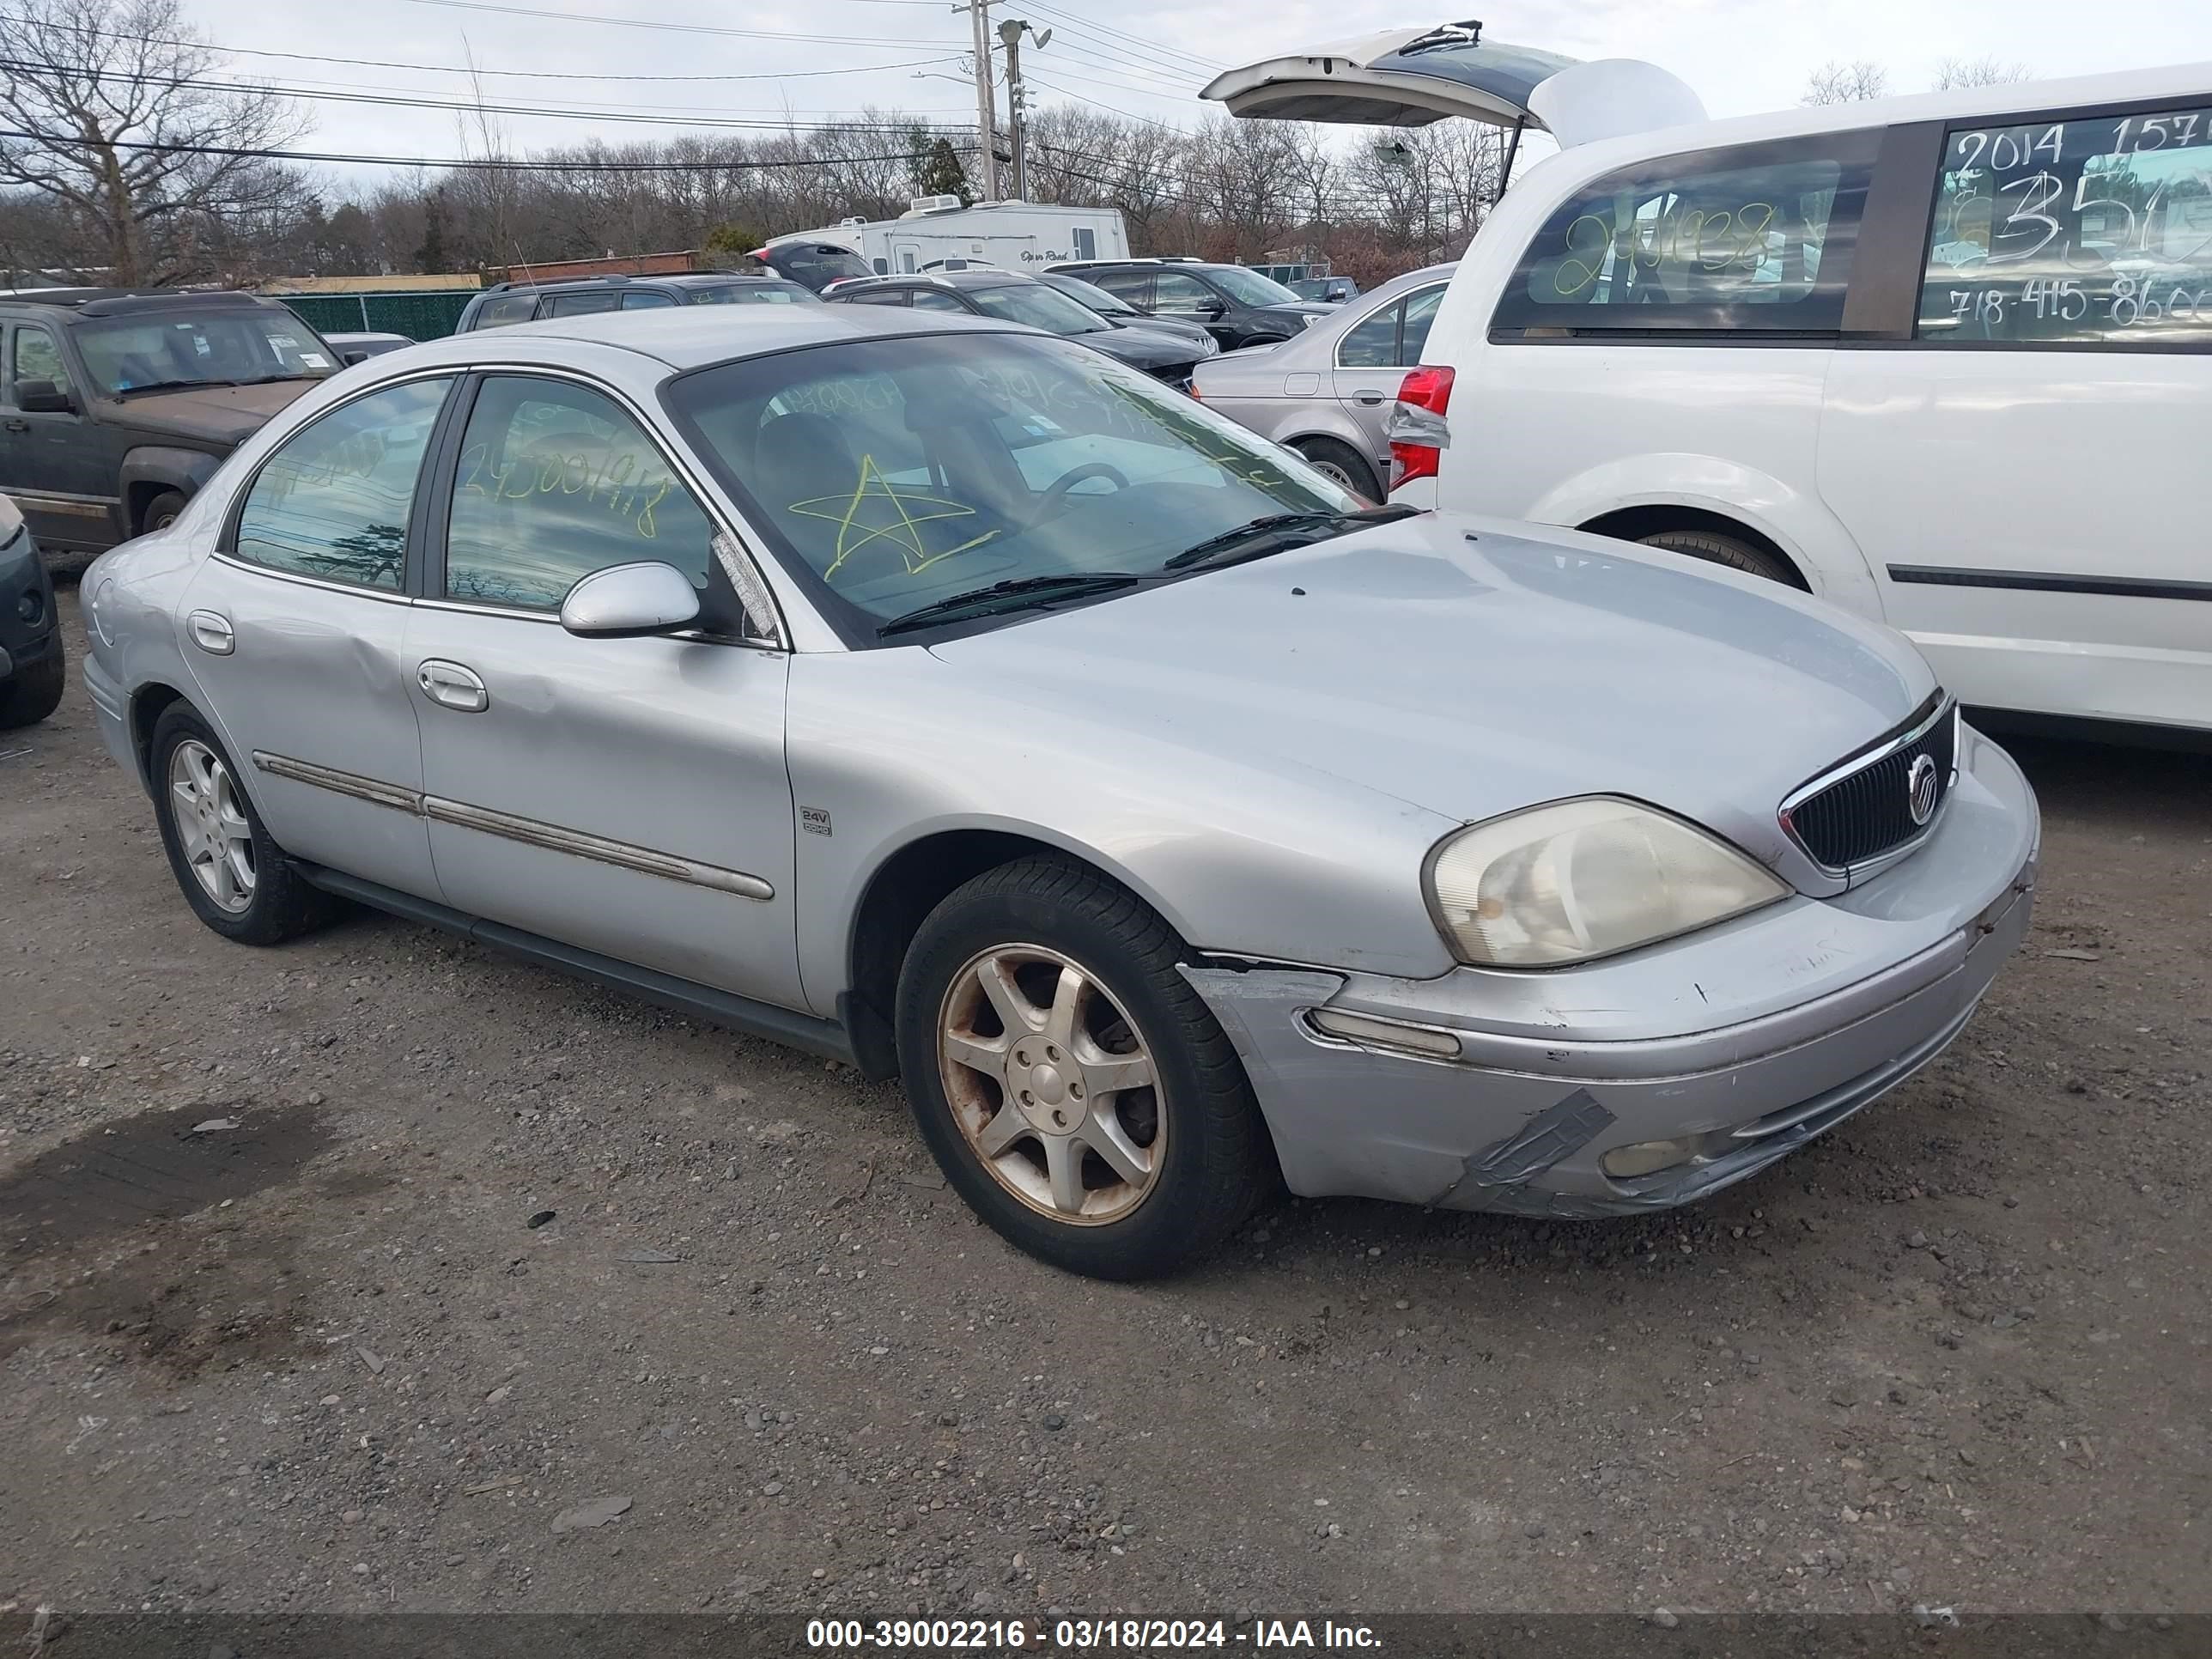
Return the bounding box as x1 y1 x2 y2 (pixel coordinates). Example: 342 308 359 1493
1494 133 1879 334
1336 302 1403 368
1088 270 1153 307
1918 105 2212 345
545 290 621 317
622 291 679 311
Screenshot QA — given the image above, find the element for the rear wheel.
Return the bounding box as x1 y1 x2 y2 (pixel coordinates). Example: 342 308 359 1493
140 489 189 535
149 703 337 945
0 634 64 728
1292 436 1382 502
894 859 1273 1279
1637 526 1797 586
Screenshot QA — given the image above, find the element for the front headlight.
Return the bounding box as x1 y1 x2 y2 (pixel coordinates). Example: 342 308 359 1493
1425 797 1788 968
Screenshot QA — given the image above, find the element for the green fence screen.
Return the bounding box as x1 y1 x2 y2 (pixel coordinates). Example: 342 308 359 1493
277 290 476 341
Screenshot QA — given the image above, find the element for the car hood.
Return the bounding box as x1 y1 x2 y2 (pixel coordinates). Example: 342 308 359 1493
927 514 1936 890
96 379 323 447
1258 301 1334 325
1083 325 1206 370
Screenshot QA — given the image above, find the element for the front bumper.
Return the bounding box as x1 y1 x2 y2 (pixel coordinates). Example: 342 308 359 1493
1184 725 2039 1218
0 527 58 682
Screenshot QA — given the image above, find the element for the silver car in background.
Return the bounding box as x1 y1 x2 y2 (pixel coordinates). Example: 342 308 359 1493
81 305 2038 1281
1194 263 1454 499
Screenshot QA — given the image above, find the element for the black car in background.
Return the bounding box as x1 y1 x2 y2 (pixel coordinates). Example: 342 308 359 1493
0 499 62 727
0 289 343 552
455 270 819 331
1042 258 1333 349
1035 272 1218 353
825 270 1215 389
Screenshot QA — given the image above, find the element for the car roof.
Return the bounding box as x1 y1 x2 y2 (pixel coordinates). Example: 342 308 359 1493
849 270 1034 291
0 289 290 319
383 301 1030 374
480 271 795 301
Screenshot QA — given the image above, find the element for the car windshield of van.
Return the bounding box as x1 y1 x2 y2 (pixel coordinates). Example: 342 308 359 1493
1042 275 1140 318
763 244 874 289
961 283 1112 334
664 331 1358 637
1205 267 1303 307
689 281 817 305
74 310 338 397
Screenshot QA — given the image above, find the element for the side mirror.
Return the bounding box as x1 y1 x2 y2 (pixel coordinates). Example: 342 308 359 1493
559 562 700 638
341 349 369 367
1197 301 1226 321
15 379 76 414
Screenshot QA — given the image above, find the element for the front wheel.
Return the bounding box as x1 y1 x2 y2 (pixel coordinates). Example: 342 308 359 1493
141 489 189 535
894 859 1273 1279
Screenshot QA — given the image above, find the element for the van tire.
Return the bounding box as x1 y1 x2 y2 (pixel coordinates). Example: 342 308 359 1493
1291 438 1382 502
1638 527 1796 586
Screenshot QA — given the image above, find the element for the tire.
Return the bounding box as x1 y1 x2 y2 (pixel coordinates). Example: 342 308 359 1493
0 633 64 728
141 489 189 535
1637 527 1798 586
149 703 337 945
1292 436 1383 502
894 857 1273 1279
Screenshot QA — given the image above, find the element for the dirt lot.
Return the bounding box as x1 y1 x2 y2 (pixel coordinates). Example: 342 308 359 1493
3 587 2208 1620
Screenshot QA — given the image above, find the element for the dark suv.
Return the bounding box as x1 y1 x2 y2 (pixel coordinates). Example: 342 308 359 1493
0 289 343 552
1042 258 1332 349
455 270 817 331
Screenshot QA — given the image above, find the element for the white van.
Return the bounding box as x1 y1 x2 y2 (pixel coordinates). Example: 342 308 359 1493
1206 32 2212 735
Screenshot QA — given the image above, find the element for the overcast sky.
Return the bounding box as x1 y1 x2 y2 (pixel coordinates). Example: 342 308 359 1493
183 0 2212 185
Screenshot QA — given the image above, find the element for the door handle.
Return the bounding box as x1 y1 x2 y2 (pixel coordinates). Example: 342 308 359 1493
3 418 27 434
1352 391 1387 405
416 659 489 713
186 610 234 655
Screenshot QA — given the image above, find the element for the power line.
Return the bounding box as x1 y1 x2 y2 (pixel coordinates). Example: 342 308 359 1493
390 0 958 46
1019 1 1224 76
0 128 974 172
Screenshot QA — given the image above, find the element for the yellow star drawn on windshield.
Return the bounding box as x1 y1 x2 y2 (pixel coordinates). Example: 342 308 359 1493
787 453 1000 580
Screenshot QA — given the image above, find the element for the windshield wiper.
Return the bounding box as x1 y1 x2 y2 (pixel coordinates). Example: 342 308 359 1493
877 572 1152 637
1161 503 1421 571
112 378 243 398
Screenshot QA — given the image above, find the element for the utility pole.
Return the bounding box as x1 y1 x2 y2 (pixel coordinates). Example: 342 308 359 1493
963 0 1000 202
996 19 1048 202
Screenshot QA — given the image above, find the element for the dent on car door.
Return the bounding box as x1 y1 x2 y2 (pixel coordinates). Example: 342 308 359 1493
404 371 803 1005
181 374 455 898
3 322 118 550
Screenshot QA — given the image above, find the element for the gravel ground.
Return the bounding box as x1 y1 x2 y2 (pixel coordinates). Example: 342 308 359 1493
3 588 2208 1619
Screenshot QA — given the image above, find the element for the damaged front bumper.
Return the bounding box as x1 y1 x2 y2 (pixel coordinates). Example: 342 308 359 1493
1183 724 2039 1218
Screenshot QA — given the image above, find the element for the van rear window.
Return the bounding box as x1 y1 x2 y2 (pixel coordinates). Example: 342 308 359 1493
1917 106 2212 346
1492 134 1877 336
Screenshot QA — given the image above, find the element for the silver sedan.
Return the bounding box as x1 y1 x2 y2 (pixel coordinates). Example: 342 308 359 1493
1194 263 1455 499
81 304 2039 1279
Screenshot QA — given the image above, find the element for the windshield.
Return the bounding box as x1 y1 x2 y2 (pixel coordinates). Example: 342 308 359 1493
1206 266 1303 307
688 282 816 306
74 310 337 396
1043 275 1137 316
962 283 1110 335
761 243 874 291
663 332 1355 637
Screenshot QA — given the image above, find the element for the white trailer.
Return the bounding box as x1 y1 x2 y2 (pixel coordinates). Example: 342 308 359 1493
768 198 1130 279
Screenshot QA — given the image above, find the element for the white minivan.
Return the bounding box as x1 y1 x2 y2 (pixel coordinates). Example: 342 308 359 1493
1206 33 2212 735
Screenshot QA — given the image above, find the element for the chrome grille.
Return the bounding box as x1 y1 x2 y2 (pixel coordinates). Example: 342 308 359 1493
1782 698 1957 872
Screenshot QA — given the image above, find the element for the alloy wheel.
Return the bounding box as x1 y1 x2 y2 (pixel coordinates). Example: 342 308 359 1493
169 738 256 914
936 944 1165 1224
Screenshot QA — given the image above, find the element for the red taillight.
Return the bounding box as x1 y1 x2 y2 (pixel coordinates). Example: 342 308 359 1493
1387 364 1455 488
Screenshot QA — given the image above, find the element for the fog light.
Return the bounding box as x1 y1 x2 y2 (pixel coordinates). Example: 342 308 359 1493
1601 1136 1705 1179
1306 1008 1462 1059
15 589 39 625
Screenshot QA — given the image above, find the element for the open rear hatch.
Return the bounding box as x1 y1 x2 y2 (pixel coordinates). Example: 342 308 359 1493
1200 20 1705 150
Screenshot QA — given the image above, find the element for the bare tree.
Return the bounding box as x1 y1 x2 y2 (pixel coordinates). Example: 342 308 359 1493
0 0 312 283
1932 55 2030 90
1802 60 1889 106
